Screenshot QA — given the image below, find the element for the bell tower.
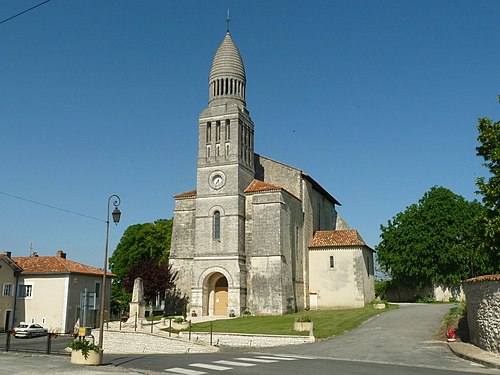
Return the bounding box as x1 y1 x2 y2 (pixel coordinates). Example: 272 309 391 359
197 30 254 193
190 29 254 317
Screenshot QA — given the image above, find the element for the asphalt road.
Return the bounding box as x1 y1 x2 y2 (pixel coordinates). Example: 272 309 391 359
104 304 500 374
105 352 497 375
2 304 499 374
271 303 472 368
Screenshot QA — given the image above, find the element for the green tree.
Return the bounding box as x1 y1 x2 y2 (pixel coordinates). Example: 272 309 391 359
475 96 500 271
108 218 173 314
109 218 173 279
376 186 486 288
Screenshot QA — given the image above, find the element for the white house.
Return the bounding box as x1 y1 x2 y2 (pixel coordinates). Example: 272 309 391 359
11 250 113 333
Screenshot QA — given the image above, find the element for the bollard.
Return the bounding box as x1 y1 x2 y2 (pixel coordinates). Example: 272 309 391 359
46 333 52 355
210 322 213 346
5 330 12 352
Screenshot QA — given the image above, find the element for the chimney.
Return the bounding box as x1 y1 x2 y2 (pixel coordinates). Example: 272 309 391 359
5 251 12 258
56 250 67 259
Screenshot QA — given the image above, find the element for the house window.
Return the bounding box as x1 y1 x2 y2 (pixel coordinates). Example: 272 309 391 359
225 142 230 156
3 283 13 296
329 256 335 269
206 145 211 158
18 284 33 298
213 211 221 240
95 282 101 298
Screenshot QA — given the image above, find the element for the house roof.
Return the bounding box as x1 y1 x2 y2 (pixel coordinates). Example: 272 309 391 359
11 255 114 277
309 229 373 250
0 253 22 272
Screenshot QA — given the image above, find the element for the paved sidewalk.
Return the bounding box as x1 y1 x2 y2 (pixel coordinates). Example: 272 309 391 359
0 351 146 375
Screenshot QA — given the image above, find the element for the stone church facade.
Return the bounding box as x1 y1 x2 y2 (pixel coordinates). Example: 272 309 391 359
169 30 375 317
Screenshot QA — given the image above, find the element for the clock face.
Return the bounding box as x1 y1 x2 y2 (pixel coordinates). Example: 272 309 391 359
213 175 223 186
209 171 225 189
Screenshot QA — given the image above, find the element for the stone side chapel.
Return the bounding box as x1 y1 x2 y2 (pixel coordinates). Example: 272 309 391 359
169 29 375 317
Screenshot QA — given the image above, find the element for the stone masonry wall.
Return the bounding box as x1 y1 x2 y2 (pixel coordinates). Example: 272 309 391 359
179 331 314 347
463 276 500 354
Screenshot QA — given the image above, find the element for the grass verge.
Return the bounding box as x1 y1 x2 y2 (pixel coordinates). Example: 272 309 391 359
188 304 398 339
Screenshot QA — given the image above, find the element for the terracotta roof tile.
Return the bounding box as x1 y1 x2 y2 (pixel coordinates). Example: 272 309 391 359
173 189 197 199
244 179 282 194
309 229 368 248
11 256 114 277
464 274 500 283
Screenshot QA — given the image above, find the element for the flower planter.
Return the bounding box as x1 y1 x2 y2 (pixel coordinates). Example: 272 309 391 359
294 321 313 332
70 349 103 365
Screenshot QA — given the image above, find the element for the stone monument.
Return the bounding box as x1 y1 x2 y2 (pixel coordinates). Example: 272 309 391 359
128 277 146 322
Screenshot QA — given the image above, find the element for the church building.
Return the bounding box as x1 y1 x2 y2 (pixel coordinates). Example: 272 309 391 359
169 29 375 317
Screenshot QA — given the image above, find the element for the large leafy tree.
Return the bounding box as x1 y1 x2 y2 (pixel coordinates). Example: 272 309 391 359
109 218 173 280
376 186 486 287
475 96 500 271
108 218 174 313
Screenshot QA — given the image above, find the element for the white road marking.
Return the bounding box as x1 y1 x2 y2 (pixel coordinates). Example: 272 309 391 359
189 363 232 371
164 368 207 375
213 360 256 367
233 357 279 363
255 355 298 361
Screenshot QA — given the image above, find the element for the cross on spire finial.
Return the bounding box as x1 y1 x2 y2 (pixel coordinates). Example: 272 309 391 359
226 9 230 32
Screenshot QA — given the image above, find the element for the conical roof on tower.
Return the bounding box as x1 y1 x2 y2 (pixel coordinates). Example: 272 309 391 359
208 31 246 106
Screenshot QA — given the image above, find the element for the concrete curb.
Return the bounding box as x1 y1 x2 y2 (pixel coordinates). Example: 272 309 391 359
448 342 500 369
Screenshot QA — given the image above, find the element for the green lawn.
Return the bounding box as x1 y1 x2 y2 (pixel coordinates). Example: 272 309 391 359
187 304 398 339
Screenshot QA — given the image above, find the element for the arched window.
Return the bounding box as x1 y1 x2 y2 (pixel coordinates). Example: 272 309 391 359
329 256 335 269
213 211 221 240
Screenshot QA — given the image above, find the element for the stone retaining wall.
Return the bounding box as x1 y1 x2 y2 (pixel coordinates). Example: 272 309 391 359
178 331 315 347
463 275 500 354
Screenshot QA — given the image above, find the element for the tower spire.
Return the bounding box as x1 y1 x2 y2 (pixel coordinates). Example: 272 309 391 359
226 9 230 33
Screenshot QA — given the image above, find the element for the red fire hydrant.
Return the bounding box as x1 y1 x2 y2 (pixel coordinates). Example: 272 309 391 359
446 327 456 342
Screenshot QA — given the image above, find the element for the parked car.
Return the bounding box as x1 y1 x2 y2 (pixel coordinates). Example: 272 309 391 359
14 323 48 338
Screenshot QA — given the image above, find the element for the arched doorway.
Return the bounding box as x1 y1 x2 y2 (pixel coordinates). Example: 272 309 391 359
204 272 228 316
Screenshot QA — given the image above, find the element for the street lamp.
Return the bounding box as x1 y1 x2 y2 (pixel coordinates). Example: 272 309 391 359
98 194 121 350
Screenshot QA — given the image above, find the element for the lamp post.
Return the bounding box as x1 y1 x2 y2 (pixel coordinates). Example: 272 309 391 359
98 194 121 350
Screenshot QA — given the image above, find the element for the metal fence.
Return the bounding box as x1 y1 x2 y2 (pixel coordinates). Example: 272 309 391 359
1 331 73 356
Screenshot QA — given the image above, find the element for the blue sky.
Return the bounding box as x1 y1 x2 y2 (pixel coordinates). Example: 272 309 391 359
1 1 499 270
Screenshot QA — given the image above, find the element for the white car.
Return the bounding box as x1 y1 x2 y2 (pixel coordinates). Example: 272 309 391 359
14 323 48 338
